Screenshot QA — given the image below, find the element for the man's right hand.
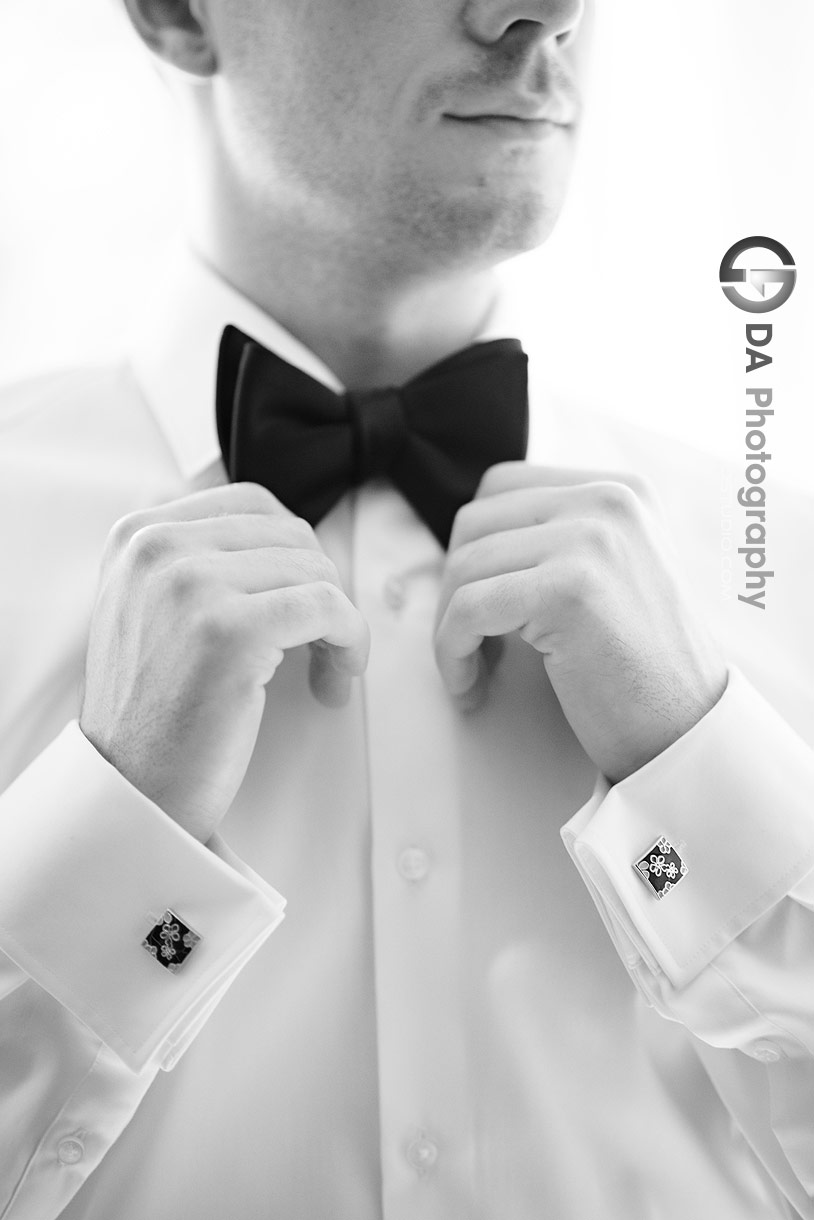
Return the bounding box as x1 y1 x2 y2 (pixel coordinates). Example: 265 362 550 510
79 483 369 844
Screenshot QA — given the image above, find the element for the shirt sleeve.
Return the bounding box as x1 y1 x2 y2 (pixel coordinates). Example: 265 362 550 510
0 722 285 1220
561 666 814 1216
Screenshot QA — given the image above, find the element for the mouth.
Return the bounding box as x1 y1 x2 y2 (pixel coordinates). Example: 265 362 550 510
442 114 574 140
442 93 579 136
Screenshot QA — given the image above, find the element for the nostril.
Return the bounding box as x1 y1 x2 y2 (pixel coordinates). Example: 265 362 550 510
555 21 581 48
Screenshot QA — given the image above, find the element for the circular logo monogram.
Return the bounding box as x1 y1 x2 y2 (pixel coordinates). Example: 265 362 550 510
719 236 796 314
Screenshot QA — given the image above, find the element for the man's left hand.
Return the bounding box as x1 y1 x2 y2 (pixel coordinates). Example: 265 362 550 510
434 463 727 783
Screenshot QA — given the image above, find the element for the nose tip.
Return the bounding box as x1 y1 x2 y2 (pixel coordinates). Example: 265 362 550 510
462 0 585 47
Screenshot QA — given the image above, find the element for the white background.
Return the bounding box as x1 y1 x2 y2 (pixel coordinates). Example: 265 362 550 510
0 0 811 490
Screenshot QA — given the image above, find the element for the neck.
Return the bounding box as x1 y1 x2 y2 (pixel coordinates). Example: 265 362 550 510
189 168 499 390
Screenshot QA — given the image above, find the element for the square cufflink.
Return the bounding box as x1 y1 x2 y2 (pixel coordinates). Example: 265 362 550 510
634 836 688 900
142 909 201 973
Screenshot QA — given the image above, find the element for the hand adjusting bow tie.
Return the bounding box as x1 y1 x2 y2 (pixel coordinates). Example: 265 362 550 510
216 324 529 548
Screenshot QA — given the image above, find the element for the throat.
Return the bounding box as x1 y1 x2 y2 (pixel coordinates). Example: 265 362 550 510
202 235 500 390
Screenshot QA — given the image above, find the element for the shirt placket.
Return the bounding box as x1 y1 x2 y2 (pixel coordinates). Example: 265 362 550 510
352 483 478 1220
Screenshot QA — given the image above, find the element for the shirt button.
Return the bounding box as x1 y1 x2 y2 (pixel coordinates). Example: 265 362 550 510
752 1040 782 1063
398 846 430 883
406 1135 438 1174
57 1138 85 1165
383 575 407 612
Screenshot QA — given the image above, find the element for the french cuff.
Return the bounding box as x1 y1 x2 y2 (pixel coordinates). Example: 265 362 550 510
561 667 814 990
0 721 286 1074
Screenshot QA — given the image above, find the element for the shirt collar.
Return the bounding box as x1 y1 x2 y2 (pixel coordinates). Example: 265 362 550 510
128 247 527 484
128 249 345 482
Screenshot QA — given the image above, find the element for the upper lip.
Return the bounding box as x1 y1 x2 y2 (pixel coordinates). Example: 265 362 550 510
445 97 578 126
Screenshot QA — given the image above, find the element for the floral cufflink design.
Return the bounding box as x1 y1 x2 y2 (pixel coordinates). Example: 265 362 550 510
142 909 201 972
634 836 688 900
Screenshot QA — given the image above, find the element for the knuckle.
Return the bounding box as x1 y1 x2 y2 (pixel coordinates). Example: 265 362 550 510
593 480 639 518
448 500 481 550
106 509 147 557
233 481 280 514
127 523 177 569
310 579 341 614
287 516 319 548
621 472 654 504
476 466 500 497
477 461 518 497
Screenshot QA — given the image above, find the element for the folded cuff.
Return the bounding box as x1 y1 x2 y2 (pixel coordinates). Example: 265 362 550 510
0 722 285 1072
561 668 814 989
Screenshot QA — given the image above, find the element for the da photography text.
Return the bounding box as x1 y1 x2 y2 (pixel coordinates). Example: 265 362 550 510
719 237 797 610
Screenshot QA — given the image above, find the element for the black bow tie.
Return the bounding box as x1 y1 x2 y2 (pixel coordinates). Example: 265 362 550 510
216 324 529 548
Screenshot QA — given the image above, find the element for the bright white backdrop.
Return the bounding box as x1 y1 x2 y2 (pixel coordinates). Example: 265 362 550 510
1 0 811 490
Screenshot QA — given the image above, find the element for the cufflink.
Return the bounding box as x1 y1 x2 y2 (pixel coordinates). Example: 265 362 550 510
634 836 687 900
142 909 201 973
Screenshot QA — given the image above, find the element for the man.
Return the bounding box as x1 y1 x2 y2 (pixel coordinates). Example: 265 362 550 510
1 0 813 1217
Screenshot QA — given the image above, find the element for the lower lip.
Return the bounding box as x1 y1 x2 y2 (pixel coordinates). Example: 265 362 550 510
443 115 569 141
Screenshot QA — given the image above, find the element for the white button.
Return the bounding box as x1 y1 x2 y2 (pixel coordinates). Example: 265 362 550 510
398 846 430 883
57 1138 84 1165
406 1135 438 1174
383 575 407 611
752 1040 782 1064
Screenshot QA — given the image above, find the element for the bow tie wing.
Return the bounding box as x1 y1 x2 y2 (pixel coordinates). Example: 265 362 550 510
217 326 353 524
394 341 529 545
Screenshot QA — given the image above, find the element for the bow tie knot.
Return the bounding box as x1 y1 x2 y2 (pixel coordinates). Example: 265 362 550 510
346 388 407 483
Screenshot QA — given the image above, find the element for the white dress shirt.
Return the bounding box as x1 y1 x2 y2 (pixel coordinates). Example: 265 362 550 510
1 251 814 1220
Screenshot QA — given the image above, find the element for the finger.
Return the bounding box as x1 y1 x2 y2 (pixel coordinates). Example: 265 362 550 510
451 480 651 551
248 583 370 704
477 462 655 504
224 547 341 594
147 512 322 555
308 640 357 708
449 635 506 713
107 482 292 558
451 487 564 550
115 518 325 583
165 547 341 596
144 480 291 523
449 647 491 712
442 519 576 621
435 569 535 696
